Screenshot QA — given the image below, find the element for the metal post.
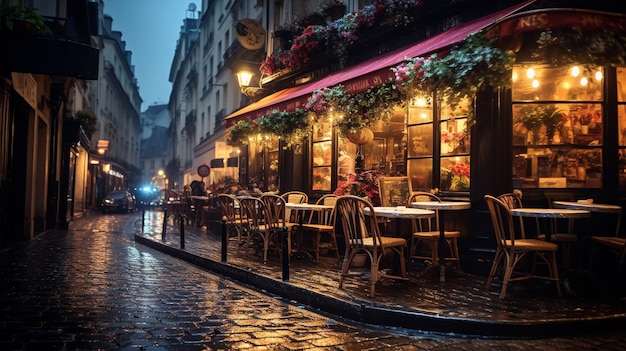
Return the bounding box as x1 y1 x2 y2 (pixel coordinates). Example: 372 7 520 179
141 209 145 233
162 208 168 241
180 214 185 249
221 218 227 262
282 226 289 281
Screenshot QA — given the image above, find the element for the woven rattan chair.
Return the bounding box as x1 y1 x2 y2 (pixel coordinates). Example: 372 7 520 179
498 191 577 266
299 194 340 262
336 195 408 297
217 194 247 251
408 192 461 271
485 195 561 299
589 235 626 272
239 196 282 264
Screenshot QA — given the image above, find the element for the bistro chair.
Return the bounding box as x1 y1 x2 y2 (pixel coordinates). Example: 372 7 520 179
281 191 308 226
408 192 461 271
239 196 282 264
217 194 247 251
335 195 408 297
589 234 626 272
484 195 561 299
499 191 577 266
299 194 340 262
260 193 295 260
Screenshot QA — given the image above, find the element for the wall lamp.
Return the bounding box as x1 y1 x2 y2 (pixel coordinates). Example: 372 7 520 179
236 71 264 97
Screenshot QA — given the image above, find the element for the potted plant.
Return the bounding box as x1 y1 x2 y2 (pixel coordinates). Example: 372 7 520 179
0 1 51 35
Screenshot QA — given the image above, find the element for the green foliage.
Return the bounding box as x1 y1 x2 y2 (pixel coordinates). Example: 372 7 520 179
0 1 51 35
257 108 310 148
226 121 254 146
534 28 626 67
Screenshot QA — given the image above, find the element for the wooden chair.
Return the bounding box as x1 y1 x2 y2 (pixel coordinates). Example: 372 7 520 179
498 191 577 266
299 194 340 262
239 196 282 264
335 195 408 297
217 194 247 251
260 193 295 260
589 235 626 272
408 192 461 271
484 195 561 299
281 191 308 226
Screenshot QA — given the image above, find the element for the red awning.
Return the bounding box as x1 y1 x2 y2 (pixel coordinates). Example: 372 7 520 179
225 1 535 127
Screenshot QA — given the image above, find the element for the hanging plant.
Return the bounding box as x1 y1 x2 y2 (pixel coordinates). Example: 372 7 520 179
533 28 626 68
226 120 255 146
396 33 515 126
256 108 310 148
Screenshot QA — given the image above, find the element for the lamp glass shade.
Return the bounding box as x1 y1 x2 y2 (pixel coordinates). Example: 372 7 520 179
236 71 253 87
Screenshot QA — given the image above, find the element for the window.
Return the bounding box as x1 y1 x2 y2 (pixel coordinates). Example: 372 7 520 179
512 64 604 189
617 67 626 190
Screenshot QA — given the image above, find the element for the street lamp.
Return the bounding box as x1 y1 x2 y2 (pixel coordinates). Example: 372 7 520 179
236 70 264 97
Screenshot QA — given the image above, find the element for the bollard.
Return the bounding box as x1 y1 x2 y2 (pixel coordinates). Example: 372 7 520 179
282 226 289 282
162 208 168 241
221 218 227 262
180 214 185 249
141 209 145 233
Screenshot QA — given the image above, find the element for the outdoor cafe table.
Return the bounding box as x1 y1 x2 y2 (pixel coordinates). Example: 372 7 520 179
284 202 335 262
363 206 435 277
552 201 622 237
410 201 471 282
510 208 591 242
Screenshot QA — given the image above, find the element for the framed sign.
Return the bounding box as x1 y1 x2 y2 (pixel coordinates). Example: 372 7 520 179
378 176 413 207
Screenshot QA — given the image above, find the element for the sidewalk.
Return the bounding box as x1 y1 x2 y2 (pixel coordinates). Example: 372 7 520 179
135 209 626 337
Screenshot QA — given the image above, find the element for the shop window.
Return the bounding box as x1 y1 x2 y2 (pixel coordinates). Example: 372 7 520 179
617 67 626 190
512 64 604 189
312 120 333 191
405 94 472 192
438 98 471 191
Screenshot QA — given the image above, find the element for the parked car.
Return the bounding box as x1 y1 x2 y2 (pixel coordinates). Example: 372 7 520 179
101 190 136 214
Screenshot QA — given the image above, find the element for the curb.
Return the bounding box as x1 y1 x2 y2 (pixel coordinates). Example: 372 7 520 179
135 234 626 337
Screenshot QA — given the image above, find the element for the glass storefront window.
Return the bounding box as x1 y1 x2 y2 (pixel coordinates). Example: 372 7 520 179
617 67 626 190
512 64 604 189
512 64 603 101
312 119 333 192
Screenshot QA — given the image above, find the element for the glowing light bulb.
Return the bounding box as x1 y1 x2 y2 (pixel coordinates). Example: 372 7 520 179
531 79 539 88
595 71 603 81
580 77 588 86
571 66 580 77
416 97 427 107
526 68 535 79
563 81 571 90
512 71 518 82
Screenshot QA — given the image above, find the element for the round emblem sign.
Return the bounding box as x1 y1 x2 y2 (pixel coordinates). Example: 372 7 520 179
197 164 210 178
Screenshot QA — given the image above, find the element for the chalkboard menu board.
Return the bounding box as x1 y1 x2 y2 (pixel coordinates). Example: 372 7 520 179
378 176 413 207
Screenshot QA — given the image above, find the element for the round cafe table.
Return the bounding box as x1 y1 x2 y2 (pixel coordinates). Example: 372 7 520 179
410 201 471 282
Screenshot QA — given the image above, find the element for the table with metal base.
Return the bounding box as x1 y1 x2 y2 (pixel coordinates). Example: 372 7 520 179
410 201 471 282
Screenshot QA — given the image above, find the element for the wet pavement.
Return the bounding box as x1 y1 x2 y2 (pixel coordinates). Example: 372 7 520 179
136 209 626 336
1 210 625 350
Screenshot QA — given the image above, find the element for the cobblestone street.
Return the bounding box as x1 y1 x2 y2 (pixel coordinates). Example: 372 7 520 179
1 211 625 350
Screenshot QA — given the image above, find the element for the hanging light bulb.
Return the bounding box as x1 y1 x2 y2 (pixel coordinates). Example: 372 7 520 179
571 66 580 77
512 71 518 82
532 79 539 89
526 68 535 79
595 70 603 81
580 77 588 86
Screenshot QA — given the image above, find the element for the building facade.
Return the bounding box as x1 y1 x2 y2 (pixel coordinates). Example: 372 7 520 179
87 0 142 207
0 0 99 248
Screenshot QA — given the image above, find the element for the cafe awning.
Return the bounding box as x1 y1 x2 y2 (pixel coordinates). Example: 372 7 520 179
225 0 535 127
